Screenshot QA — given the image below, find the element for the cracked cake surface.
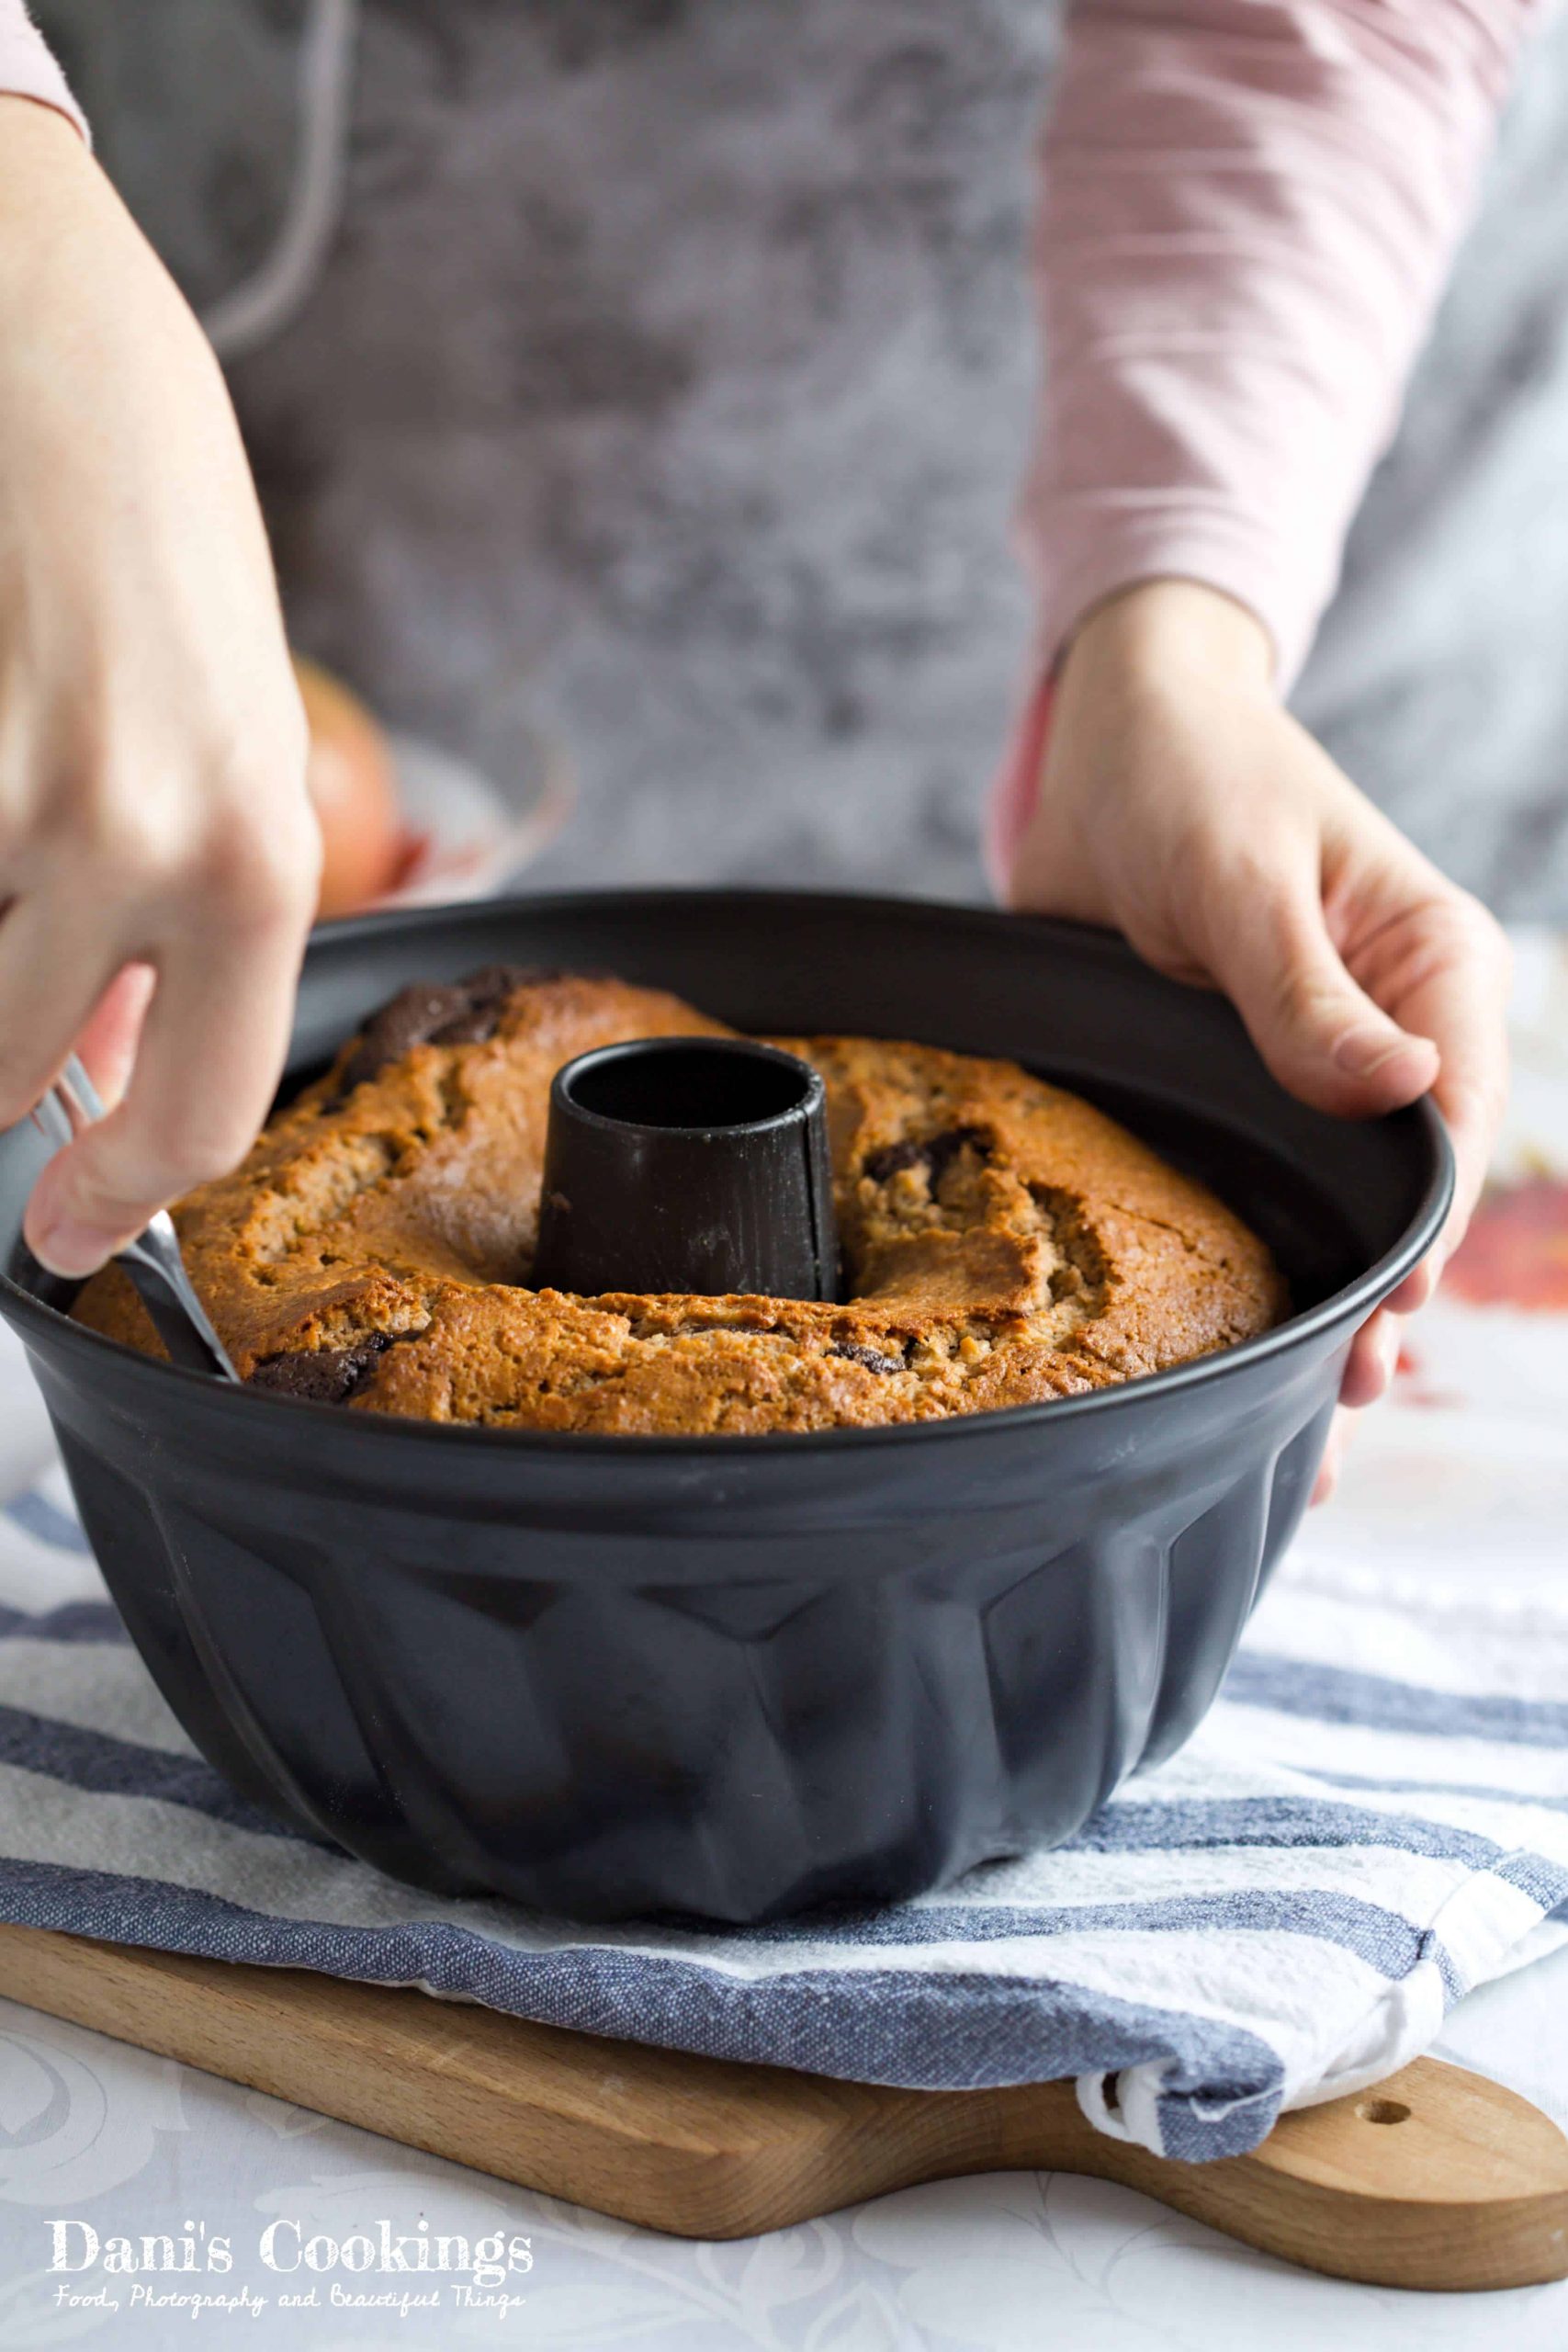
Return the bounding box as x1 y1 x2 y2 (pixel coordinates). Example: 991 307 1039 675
73 968 1287 1432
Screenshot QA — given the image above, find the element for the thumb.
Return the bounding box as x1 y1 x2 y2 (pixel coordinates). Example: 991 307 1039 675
1207 878 1438 1119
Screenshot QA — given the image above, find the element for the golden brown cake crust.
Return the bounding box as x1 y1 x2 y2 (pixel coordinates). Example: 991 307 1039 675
74 968 1287 1433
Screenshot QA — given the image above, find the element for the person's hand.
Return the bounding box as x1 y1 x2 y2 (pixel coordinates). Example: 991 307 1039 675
1005 580 1510 1498
0 98 319 1278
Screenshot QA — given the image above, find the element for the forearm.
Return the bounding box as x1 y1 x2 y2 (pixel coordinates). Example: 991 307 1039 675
1021 0 1542 691
0 1 85 140
0 77 316 1278
0 97 249 594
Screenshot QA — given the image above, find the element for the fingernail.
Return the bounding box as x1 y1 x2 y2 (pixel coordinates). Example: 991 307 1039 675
29 1218 123 1279
1332 1025 1411 1078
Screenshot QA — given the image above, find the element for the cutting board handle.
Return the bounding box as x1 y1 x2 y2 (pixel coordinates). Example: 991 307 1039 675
975 2059 1568 2291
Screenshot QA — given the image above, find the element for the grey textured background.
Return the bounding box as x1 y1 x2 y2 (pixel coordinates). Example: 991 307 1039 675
38 0 1568 913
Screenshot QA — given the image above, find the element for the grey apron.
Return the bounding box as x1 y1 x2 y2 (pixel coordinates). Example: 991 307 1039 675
41 0 1568 912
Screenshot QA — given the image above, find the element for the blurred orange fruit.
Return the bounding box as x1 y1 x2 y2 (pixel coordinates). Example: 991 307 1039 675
294 654 404 918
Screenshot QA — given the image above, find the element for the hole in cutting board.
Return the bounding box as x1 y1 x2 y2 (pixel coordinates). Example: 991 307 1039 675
1356 2097 1412 2126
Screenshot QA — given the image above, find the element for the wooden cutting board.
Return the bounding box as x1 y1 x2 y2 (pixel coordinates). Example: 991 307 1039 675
1 1920 1564 2294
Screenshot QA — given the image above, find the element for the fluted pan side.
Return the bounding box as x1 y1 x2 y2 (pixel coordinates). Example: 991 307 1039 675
47 1342 1342 1922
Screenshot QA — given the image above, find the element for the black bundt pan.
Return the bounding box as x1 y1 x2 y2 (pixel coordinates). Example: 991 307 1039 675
0 891 1450 1924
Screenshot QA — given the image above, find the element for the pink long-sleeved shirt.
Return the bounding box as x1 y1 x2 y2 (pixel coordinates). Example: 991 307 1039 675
990 0 1543 875
0 0 1544 871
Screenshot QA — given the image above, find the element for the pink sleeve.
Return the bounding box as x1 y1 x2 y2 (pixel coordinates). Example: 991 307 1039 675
992 0 1540 880
0 0 86 139
1021 0 1541 688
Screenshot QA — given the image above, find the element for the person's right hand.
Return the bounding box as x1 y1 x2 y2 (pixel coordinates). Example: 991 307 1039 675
0 97 320 1279
1004 581 1512 1497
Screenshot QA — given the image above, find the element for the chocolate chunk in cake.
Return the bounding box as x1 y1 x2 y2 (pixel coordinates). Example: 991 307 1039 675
247 1332 398 1405
334 965 542 1097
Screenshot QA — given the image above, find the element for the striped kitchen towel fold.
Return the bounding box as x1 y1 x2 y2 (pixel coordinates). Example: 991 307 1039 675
3 1275 1566 2165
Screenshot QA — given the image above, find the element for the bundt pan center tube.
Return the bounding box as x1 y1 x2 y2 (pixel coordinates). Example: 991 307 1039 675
0 892 1451 1924
532 1036 839 1300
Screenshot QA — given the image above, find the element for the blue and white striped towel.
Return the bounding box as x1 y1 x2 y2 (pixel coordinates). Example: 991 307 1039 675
1 1291 1566 2167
